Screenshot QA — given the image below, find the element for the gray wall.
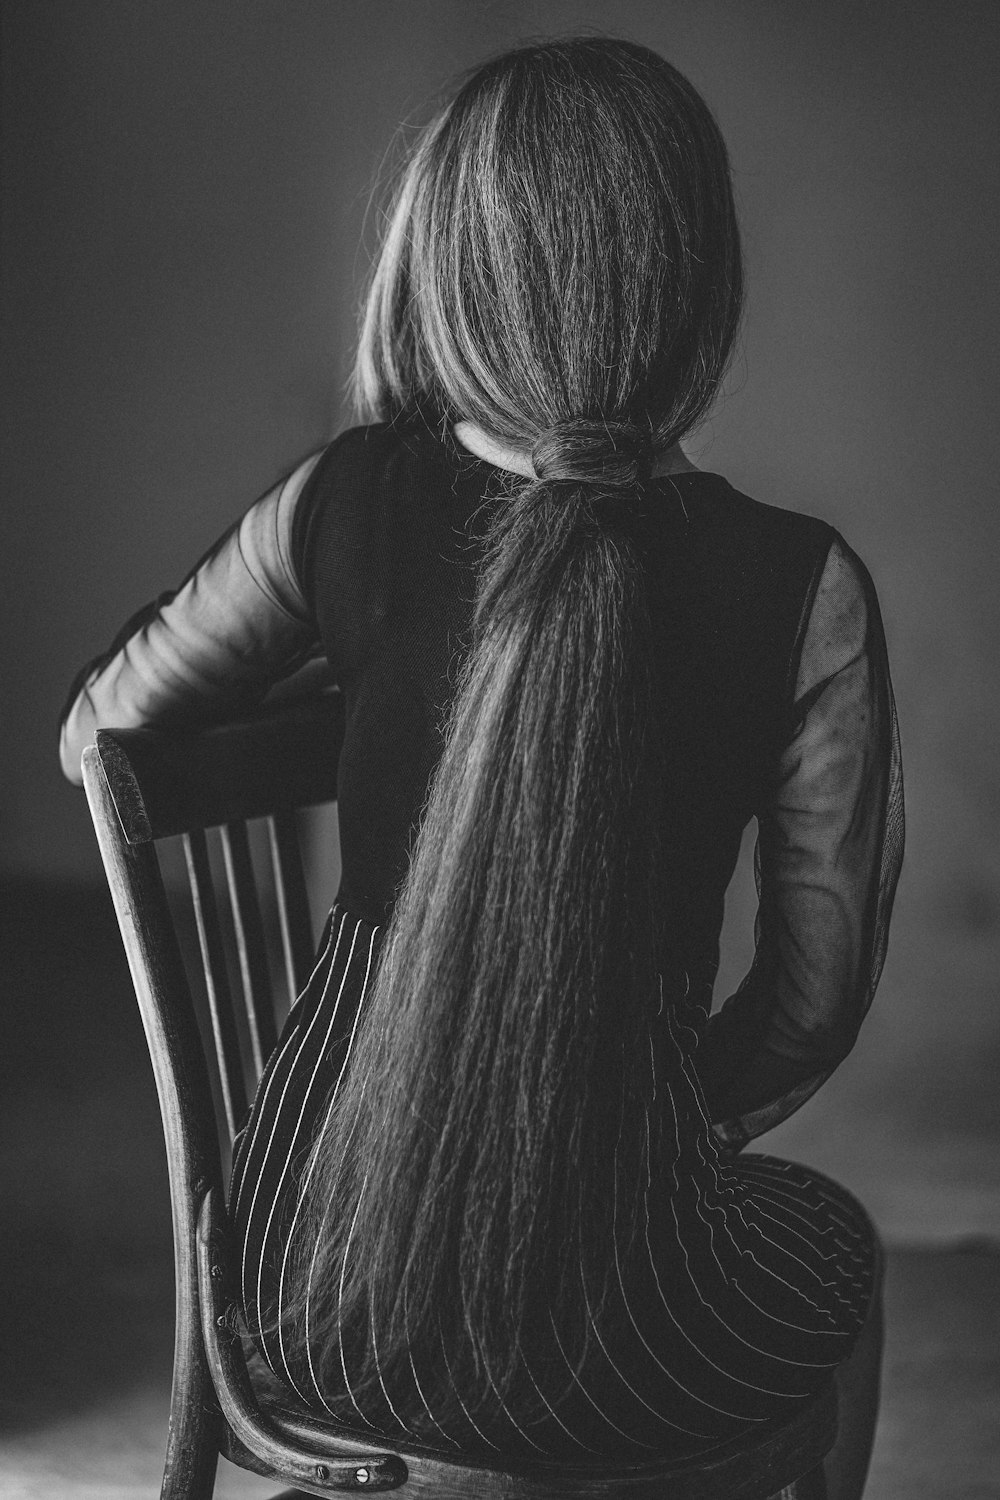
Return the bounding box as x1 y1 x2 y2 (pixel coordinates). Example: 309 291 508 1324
3 1 999 1234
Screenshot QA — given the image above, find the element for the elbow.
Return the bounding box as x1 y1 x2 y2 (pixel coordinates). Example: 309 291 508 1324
801 1014 860 1068
777 1002 862 1072
58 688 99 787
59 722 87 787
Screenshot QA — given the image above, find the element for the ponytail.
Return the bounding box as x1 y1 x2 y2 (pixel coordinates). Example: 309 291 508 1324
275 36 743 1441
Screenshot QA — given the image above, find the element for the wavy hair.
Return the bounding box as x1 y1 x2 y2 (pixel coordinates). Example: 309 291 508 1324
275 36 743 1440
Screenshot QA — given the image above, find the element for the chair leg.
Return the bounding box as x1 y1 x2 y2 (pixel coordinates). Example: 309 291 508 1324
159 1355 221 1499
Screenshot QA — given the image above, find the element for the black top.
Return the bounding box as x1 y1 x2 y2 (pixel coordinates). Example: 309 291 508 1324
298 422 824 920
59 413 903 1142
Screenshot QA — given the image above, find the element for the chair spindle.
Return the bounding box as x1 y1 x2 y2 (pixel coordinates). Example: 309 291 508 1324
218 821 278 1082
183 828 249 1141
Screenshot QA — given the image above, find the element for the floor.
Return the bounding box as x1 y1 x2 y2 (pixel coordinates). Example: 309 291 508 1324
2 879 998 1498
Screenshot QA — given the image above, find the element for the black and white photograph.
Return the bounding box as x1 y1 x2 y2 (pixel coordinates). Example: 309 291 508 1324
2 4 998 1496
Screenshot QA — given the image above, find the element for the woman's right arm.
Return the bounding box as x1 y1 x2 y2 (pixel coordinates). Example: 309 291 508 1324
697 534 905 1147
59 451 325 785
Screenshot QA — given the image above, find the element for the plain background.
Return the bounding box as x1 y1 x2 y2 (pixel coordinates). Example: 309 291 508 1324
2 0 998 1240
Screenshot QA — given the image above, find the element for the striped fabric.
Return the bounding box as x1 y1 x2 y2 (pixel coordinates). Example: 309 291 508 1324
230 899 874 1461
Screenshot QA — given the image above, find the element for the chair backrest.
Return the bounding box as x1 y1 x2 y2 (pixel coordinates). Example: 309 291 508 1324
88 691 344 1147
82 691 353 1495
81 692 836 1498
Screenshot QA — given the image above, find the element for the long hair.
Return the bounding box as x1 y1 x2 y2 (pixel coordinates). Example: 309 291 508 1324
276 37 743 1439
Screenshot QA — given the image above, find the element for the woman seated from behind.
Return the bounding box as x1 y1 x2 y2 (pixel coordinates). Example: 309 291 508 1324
60 39 903 1500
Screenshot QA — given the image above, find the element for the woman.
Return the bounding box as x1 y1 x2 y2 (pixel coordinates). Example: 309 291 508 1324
60 38 903 1498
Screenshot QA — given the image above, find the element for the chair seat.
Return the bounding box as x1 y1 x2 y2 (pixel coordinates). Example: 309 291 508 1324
227 1350 836 1499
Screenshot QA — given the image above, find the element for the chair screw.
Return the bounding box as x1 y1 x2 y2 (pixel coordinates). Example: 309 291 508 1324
356 1469 370 1484
210 1264 224 1280
315 1464 330 1481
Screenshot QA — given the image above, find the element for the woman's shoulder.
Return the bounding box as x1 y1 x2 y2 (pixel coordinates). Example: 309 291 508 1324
299 412 453 509
665 470 839 610
692 479 890 701
682 469 835 548
289 416 462 599
306 414 451 484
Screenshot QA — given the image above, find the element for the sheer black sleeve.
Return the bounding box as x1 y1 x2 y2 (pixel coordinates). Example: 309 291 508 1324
698 533 905 1146
58 452 325 784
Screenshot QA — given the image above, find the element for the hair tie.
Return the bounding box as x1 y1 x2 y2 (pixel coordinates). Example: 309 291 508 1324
531 419 654 490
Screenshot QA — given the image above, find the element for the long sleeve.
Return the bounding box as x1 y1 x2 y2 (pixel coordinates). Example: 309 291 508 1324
698 533 904 1146
59 451 325 785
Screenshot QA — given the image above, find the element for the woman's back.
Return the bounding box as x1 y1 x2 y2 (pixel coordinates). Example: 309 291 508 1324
293 418 834 933
229 416 897 1458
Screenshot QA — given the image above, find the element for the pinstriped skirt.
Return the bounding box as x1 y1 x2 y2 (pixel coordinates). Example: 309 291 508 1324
230 899 875 1461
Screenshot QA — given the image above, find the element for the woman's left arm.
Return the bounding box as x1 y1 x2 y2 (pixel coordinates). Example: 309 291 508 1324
698 533 905 1147
59 452 325 785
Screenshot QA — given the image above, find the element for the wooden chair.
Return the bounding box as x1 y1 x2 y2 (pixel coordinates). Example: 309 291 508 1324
81 689 837 1499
